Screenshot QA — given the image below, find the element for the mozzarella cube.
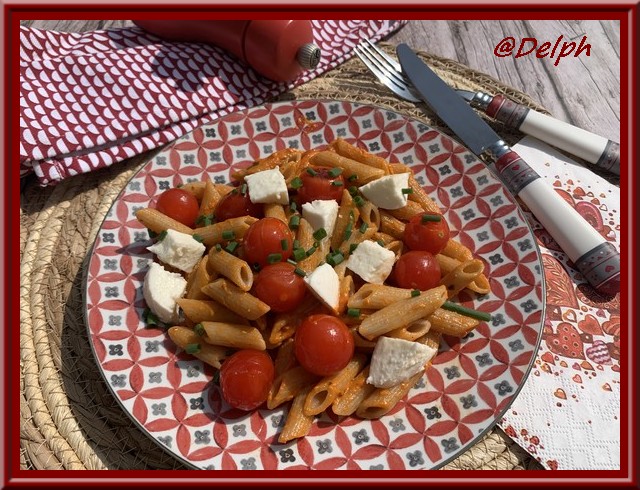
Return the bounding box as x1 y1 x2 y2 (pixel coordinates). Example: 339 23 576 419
359 173 411 210
366 336 438 388
345 240 396 284
147 229 206 273
303 263 340 313
143 262 187 324
244 167 289 204
301 199 339 238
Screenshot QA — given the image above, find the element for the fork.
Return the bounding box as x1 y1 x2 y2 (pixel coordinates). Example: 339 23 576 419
354 39 420 103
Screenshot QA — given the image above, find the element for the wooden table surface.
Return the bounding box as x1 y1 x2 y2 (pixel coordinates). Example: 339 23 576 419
20 19 620 144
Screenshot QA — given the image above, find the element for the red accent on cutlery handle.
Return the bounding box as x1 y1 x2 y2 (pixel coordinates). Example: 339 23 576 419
133 20 314 81
485 94 529 128
494 150 540 195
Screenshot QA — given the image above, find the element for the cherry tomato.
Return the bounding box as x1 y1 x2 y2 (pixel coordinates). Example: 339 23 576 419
393 251 441 291
219 349 275 411
294 314 354 376
155 188 200 227
254 263 307 313
243 217 293 268
403 214 450 254
215 189 263 222
297 166 345 204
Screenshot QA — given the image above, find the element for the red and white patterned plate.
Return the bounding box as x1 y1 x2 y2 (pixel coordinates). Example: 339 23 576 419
84 100 545 470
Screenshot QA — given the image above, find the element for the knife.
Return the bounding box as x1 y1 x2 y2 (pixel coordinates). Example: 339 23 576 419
396 44 620 296
456 89 620 176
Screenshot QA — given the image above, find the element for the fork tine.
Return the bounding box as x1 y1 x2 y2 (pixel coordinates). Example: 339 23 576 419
362 39 402 73
358 41 408 89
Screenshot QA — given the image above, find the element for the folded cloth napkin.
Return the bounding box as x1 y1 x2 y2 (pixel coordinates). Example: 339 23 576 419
498 136 621 470
19 20 406 185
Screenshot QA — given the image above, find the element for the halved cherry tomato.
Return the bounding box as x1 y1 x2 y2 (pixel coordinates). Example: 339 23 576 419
242 217 293 268
155 188 200 227
294 314 354 376
253 262 307 313
215 189 263 222
219 349 275 411
402 214 450 254
296 166 345 204
393 250 441 291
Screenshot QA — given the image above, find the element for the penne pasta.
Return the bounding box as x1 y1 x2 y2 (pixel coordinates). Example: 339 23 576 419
207 247 253 291
355 371 423 420
267 366 320 409
310 151 385 184
179 181 207 201
201 278 270 320
199 181 221 217
201 321 266 350
193 216 258 247
347 284 411 310
331 190 359 251
441 239 474 262
184 257 213 300
330 138 390 173
136 208 194 235
264 203 288 223
337 274 354 315
436 254 491 295
274 338 296 377
406 173 442 214
176 298 249 325
386 319 431 341
439 259 484 298
429 308 480 337
379 212 406 240
387 200 425 221
331 366 376 416
269 295 321 347
278 387 315 444
167 326 228 369
359 201 381 229
358 285 448 340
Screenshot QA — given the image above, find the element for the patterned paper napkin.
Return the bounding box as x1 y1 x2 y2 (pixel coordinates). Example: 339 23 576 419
498 136 621 470
19 20 405 185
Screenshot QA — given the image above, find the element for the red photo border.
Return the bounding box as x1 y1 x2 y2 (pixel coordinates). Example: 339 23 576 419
3 1 636 488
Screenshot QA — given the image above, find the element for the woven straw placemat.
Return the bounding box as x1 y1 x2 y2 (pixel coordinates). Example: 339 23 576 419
20 44 546 471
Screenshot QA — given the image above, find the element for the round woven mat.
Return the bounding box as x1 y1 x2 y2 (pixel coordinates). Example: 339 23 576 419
20 44 545 471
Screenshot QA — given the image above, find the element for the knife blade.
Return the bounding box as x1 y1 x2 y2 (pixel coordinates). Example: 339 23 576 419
396 43 620 295
456 89 619 175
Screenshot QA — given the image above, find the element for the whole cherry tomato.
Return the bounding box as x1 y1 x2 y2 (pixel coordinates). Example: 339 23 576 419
294 314 354 376
253 263 307 313
219 349 275 411
242 217 294 268
393 250 441 291
296 166 345 204
155 188 200 227
402 214 450 255
215 189 263 222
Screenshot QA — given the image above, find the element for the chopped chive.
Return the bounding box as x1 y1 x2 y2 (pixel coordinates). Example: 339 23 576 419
267 253 282 264
348 186 359 197
327 252 344 266
240 183 248 195
293 239 300 250
222 229 235 240
287 258 297 266
290 201 298 212
353 196 365 207
331 180 343 186
215 243 222 252
289 215 301 229
294 267 306 277
328 167 342 177
411 290 421 297
421 213 442 223
195 213 214 226
225 241 239 254
313 228 327 241
349 243 358 254
230 188 239 195
306 167 318 177
347 308 361 318
185 343 201 354
293 248 307 261
147 229 158 239
306 245 318 257
192 234 204 243
376 239 385 247
290 177 303 189
359 222 368 234
442 301 492 322
344 221 353 241
143 308 161 327
348 174 358 182
402 188 413 195
281 239 289 251
194 323 205 336
157 230 168 241
313 241 320 248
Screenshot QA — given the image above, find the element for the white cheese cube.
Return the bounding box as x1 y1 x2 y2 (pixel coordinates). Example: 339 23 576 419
345 240 396 284
359 173 411 210
147 229 206 273
142 262 187 324
366 336 438 388
303 263 340 313
301 199 339 238
244 167 289 204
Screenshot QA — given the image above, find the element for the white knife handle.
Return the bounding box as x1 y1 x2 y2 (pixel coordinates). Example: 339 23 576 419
491 148 620 295
486 95 620 175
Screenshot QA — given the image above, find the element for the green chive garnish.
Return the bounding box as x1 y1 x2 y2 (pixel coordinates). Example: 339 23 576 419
267 253 282 264
281 239 289 251
376 239 385 247
306 167 318 177
289 215 300 229
354 196 365 207
402 188 413 195
344 221 353 241
347 308 361 317
306 245 317 257
192 234 204 243
442 301 492 322
359 222 368 234
290 177 303 189
331 181 343 186
194 323 205 336
215 243 222 252
293 248 307 261
348 186 359 196
185 343 201 354
411 290 420 297
349 243 358 254
157 230 168 241
147 229 158 239
421 214 442 223
348 174 358 182
327 252 344 266
328 167 342 177
294 267 306 277
195 214 214 226
293 239 300 249
143 308 160 327
240 183 248 195
225 241 239 254
313 228 327 241
222 230 235 240
290 202 298 212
